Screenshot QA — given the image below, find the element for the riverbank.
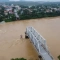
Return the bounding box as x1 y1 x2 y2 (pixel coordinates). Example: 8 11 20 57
1 16 60 23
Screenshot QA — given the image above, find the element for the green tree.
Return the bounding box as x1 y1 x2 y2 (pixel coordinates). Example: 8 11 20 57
30 6 35 9
0 6 5 22
58 55 60 60
11 58 27 60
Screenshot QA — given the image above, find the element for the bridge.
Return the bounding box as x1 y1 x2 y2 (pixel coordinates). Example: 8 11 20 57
25 27 54 60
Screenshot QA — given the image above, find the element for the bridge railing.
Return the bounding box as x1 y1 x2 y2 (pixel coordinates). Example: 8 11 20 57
26 27 48 60
26 26 54 60
26 27 47 48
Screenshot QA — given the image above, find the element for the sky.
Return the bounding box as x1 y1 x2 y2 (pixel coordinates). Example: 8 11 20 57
9 0 60 2
0 0 60 2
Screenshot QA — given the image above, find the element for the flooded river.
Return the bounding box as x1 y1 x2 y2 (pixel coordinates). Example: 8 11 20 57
0 17 60 60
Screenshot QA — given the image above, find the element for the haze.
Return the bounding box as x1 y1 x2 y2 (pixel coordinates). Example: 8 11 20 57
26 0 60 2
0 0 60 2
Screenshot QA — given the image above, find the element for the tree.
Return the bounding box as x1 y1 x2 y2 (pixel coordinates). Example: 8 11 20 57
30 6 35 9
0 6 5 22
58 55 60 60
11 58 27 60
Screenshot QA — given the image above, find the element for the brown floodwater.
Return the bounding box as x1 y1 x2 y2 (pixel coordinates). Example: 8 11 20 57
0 17 60 60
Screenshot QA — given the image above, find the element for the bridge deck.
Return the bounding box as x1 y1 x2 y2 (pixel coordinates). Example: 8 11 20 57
40 46 52 60
26 27 54 60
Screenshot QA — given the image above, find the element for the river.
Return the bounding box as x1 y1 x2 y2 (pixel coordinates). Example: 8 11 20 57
0 17 60 60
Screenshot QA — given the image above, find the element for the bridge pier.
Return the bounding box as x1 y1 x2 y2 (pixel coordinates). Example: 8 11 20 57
38 55 43 60
25 32 29 39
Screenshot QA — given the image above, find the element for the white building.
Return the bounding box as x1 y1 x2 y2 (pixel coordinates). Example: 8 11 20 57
14 9 19 19
15 5 21 11
11 4 14 7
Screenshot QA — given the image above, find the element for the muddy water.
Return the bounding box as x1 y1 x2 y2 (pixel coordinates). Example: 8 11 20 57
0 17 60 60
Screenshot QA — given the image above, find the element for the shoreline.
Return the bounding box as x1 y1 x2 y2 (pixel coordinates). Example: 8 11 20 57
0 16 60 23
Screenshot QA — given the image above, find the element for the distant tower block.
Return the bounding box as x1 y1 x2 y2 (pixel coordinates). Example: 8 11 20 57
38 55 43 60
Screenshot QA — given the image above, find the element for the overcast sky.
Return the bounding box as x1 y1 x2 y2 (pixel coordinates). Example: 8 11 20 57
10 0 60 2
9 0 60 2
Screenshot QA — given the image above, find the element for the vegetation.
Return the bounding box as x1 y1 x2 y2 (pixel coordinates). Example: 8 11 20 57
4 14 16 22
11 58 27 60
0 2 60 22
58 55 60 60
0 6 5 22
